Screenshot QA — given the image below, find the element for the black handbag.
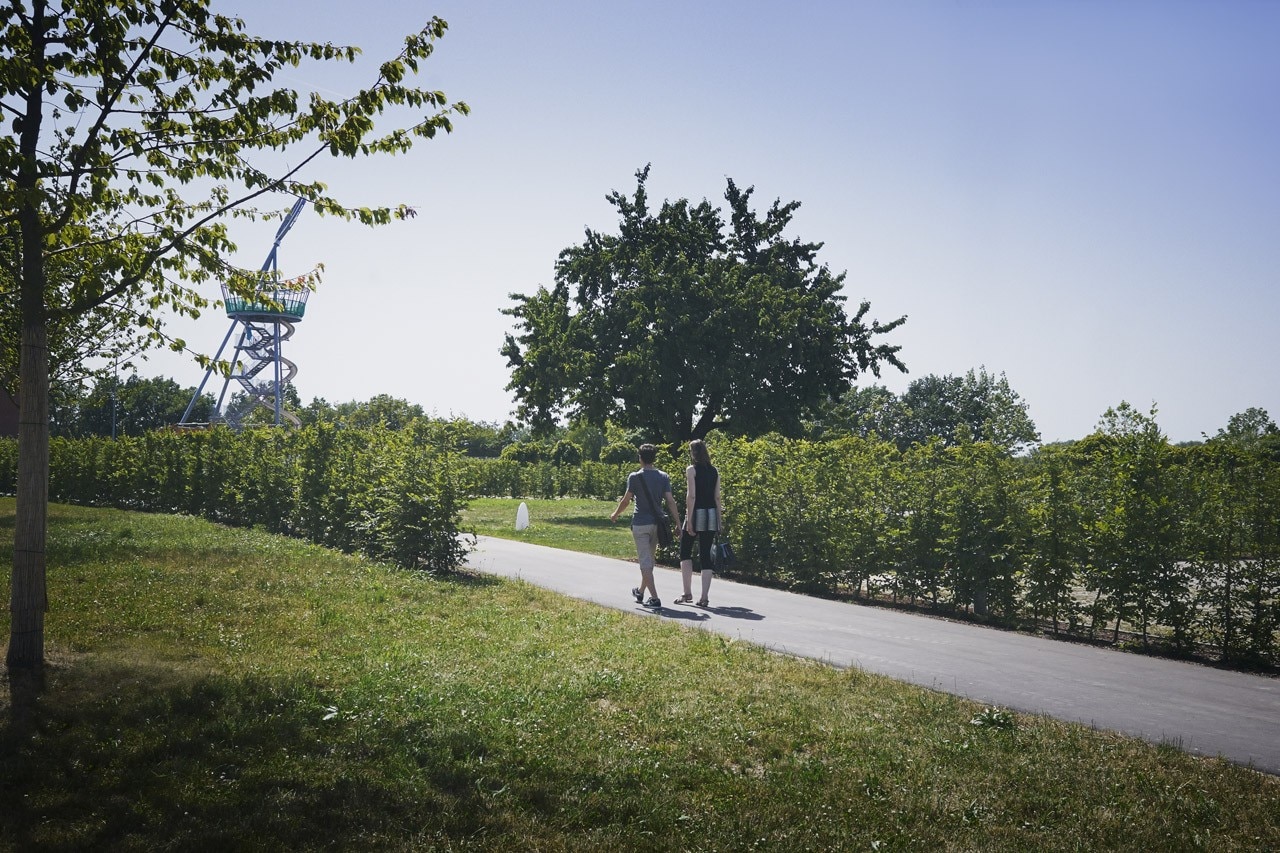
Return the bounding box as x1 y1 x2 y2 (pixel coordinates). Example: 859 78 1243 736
634 471 673 547
713 536 735 570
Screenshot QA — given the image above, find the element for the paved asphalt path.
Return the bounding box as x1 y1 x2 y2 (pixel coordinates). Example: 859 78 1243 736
465 536 1280 775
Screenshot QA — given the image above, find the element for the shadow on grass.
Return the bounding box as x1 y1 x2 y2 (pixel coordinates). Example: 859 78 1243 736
435 567 506 589
0 657 501 849
540 516 617 531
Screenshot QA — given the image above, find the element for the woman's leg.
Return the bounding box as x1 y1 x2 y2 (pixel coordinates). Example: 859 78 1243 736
697 530 715 604
679 529 696 599
697 530 715 572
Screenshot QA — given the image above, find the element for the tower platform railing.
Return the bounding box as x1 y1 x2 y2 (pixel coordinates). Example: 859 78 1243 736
221 281 310 321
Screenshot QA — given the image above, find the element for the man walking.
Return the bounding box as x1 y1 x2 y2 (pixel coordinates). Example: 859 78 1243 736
610 443 680 608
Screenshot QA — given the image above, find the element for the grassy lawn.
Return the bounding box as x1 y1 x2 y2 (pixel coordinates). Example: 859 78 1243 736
2 499 1278 851
463 497 643 562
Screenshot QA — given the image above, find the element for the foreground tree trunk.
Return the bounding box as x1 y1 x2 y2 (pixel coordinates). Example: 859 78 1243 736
7 38 49 669
8 286 49 670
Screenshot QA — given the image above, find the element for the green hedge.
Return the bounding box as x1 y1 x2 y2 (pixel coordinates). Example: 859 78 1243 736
714 433 1280 668
0 422 469 573
458 457 636 501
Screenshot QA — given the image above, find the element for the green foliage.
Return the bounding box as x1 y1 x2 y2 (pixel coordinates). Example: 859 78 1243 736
1076 404 1186 645
450 418 524 458
52 373 215 437
1185 436 1280 666
894 440 950 604
970 706 1018 731
549 439 582 466
499 440 544 464
502 165 906 442
1215 407 1280 445
1023 443 1090 632
2 1 469 356
352 421 471 571
815 369 1038 452
19 402 1280 669
293 403 525 460
460 458 629 501
808 384 903 441
564 420 605 461
329 394 426 430
937 438 1026 618
11 423 470 573
600 441 639 465
457 403 1280 669
0 237 159 401
220 384 304 430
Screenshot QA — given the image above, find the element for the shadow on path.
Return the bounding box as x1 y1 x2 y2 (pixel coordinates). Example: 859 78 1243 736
654 604 764 621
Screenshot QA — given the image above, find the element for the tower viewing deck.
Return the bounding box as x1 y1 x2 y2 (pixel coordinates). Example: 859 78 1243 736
221 281 309 322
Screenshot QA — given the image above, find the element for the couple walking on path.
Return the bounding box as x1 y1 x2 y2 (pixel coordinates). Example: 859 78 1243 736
609 440 725 610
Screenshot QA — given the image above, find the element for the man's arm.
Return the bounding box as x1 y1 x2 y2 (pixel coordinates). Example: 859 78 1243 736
610 490 633 522
665 490 680 522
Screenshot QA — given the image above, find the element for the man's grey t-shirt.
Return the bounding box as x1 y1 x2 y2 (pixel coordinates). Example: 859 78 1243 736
627 468 671 526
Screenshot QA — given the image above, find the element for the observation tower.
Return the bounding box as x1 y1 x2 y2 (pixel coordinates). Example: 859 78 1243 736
180 198 310 428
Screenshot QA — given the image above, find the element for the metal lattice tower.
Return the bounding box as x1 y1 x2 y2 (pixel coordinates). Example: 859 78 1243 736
180 198 310 428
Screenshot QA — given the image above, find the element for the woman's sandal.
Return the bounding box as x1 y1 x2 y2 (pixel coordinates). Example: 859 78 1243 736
696 599 709 608
674 593 694 604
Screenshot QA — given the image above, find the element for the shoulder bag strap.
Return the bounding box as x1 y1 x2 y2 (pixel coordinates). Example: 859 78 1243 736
634 470 664 520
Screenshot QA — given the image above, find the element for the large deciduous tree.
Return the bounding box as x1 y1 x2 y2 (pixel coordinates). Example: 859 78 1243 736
897 368 1039 453
807 384 904 441
502 166 906 443
1214 407 1280 450
2 0 467 670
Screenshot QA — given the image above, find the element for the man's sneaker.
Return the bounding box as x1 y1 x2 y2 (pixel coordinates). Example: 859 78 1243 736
632 587 644 603
644 597 661 608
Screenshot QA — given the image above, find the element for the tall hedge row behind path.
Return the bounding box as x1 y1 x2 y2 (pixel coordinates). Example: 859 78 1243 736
526 431 1278 670
710 432 1279 669
0 422 470 573
458 458 632 500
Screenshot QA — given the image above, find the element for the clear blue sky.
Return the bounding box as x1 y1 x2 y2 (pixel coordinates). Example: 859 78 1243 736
140 1 1280 444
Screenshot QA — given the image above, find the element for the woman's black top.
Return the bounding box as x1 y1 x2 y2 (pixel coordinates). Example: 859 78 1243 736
693 463 718 508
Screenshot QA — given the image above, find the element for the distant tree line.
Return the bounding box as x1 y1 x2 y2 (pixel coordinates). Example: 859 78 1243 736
49 364 1039 461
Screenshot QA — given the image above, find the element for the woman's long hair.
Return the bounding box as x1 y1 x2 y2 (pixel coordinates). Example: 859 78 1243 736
689 439 711 466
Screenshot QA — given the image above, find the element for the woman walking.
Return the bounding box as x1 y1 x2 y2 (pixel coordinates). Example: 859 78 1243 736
675 439 724 608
